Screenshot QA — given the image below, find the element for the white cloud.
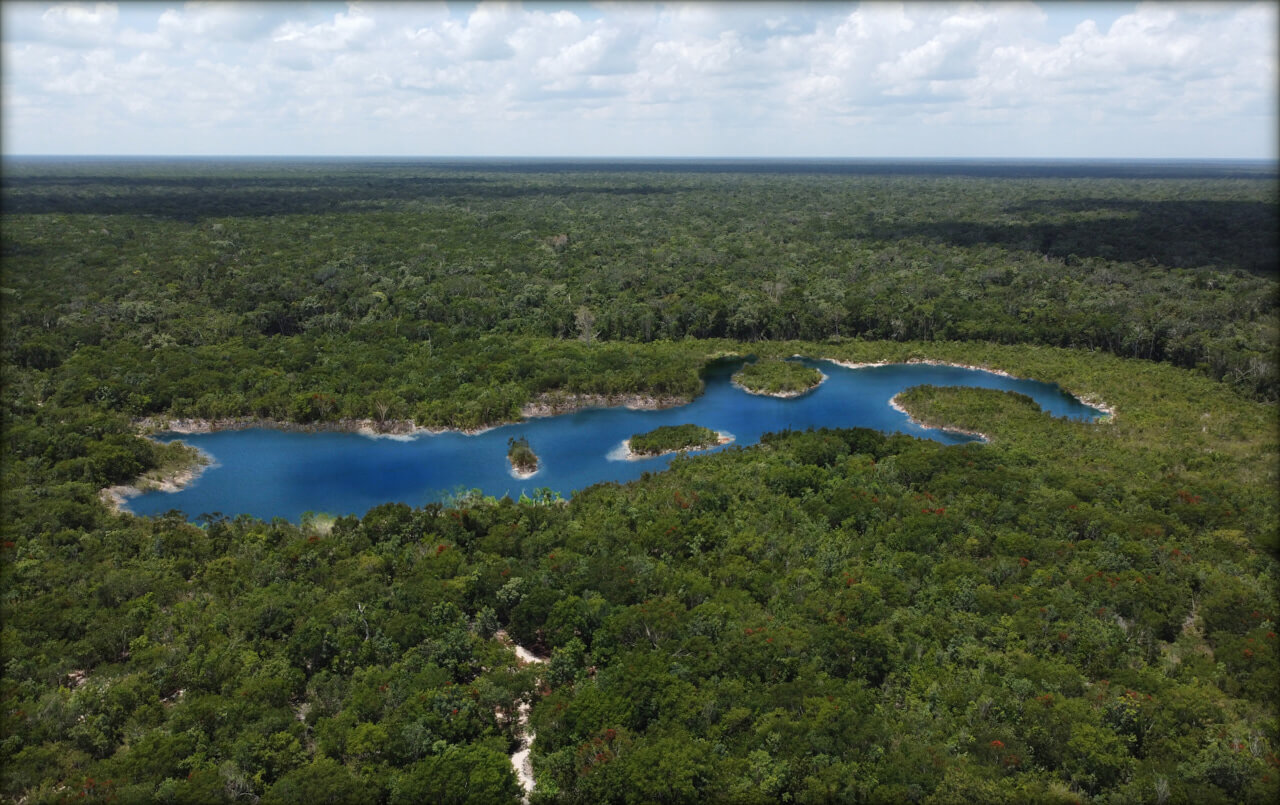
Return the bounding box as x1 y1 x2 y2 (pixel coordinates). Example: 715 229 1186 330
272 6 376 50
1 1 1275 157
159 3 283 43
41 2 117 33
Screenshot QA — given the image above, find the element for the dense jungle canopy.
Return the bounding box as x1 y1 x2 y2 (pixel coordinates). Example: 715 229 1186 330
1 158 1277 803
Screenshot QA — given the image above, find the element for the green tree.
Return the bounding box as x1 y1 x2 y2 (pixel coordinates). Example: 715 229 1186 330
262 757 375 805
389 744 520 805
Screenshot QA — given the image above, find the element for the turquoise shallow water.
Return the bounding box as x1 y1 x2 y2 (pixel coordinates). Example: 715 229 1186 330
126 359 1105 522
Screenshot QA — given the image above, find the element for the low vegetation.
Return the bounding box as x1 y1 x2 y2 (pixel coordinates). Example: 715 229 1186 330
628 423 721 456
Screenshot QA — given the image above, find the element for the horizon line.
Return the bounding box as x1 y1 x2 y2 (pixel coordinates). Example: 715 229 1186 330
4 154 1277 163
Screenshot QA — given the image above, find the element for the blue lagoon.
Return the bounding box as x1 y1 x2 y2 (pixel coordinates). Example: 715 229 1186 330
126 359 1106 522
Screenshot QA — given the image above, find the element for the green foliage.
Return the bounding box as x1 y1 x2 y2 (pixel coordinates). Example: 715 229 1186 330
628 424 720 456
507 436 538 472
389 742 519 804
2 378 1277 800
2 161 1276 411
264 756 376 805
1 161 1277 803
733 358 823 395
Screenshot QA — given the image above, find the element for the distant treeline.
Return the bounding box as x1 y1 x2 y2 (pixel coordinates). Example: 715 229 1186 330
6 155 1277 178
3 162 1276 403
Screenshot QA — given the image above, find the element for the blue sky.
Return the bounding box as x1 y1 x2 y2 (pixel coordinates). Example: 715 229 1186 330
2 1 1276 158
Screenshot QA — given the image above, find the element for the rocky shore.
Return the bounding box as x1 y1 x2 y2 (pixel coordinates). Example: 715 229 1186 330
519 392 691 419
100 455 211 514
618 431 734 461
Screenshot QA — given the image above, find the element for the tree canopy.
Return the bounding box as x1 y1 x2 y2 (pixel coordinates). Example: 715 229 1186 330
2 159 1276 803
629 424 722 456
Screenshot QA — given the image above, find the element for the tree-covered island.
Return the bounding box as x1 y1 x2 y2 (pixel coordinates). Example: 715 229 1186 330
626 423 728 457
506 436 539 477
733 358 826 397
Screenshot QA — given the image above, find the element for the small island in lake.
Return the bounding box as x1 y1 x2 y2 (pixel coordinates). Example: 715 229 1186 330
733 358 825 397
627 424 731 458
507 436 539 478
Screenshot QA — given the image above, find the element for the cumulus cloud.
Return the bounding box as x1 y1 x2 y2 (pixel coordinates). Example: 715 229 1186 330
41 2 117 36
1 1 1275 157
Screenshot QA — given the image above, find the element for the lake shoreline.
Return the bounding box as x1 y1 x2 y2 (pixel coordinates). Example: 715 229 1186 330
828 357 1019 378
519 391 692 419
827 358 1115 420
509 464 540 480
100 452 212 515
135 415 493 438
135 390 696 439
132 359 1113 439
114 356 1113 517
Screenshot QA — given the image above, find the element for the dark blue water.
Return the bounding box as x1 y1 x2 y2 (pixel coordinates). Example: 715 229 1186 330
126 359 1105 522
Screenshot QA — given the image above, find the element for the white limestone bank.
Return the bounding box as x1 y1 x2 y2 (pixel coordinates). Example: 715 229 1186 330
509 464 541 480
826 358 1115 421
100 447 213 514
888 393 991 442
609 431 734 462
